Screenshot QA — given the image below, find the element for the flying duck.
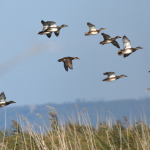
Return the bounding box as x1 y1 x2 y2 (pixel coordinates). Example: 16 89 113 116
0 92 16 107
103 72 127 82
38 20 68 38
118 36 143 58
85 22 106 36
100 33 121 48
58 57 80 71
39 20 56 38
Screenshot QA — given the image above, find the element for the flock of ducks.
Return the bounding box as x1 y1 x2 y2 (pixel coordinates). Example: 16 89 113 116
0 20 147 108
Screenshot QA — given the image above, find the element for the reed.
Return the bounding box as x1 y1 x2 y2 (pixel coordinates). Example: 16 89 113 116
0 106 150 150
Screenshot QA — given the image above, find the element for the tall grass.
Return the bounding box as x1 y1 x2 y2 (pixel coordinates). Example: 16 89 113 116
0 106 150 150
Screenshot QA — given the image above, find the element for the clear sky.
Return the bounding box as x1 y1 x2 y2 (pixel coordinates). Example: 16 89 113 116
0 0 150 106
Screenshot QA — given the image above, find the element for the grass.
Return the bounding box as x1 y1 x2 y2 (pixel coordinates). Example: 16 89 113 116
0 106 150 150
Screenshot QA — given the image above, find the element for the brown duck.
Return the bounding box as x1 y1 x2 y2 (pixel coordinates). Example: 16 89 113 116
100 33 121 48
103 72 127 82
58 57 80 71
0 92 16 108
85 22 105 36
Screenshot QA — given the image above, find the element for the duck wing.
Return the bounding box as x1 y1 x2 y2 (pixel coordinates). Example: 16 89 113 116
41 20 57 30
46 32 52 38
124 53 131 58
0 92 6 104
112 40 120 48
63 61 68 71
49 22 57 28
101 33 111 40
103 72 115 77
66 59 73 69
87 22 96 31
123 35 131 49
54 31 60 36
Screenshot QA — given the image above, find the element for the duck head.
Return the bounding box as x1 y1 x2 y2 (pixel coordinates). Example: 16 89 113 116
115 36 121 39
99 28 106 31
61 24 68 28
9 101 16 104
73 57 80 60
136 46 143 50
120 74 127 78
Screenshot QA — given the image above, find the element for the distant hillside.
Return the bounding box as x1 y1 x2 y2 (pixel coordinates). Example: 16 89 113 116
0 98 150 130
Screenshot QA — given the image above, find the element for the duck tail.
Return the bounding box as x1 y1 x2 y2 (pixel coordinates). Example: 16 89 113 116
118 50 123 55
58 58 63 62
102 78 106 81
38 31 44 35
85 32 89 36
100 41 104 45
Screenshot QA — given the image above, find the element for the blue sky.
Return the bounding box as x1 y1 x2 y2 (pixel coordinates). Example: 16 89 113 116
0 0 149 106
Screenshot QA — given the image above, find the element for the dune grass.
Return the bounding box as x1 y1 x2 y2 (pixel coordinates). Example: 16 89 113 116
0 106 150 150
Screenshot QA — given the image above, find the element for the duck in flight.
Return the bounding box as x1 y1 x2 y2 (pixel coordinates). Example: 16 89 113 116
38 20 68 38
58 57 80 71
103 72 127 82
0 92 16 108
38 20 56 38
118 35 143 58
85 22 106 36
100 33 121 48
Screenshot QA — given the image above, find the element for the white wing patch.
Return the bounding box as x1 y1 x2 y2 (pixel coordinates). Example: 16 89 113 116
43 25 49 30
109 74 116 78
123 36 132 49
124 41 131 49
89 26 96 31
0 99 6 104
50 23 57 27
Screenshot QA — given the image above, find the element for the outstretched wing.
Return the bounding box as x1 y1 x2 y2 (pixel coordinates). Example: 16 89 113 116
112 40 120 48
103 72 115 78
41 20 56 30
46 32 52 38
124 53 131 58
101 33 111 40
87 22 96 31
63 61 68 71
123 35 131 49
0 92 6 104
66 59 73 69
54 31 60 36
